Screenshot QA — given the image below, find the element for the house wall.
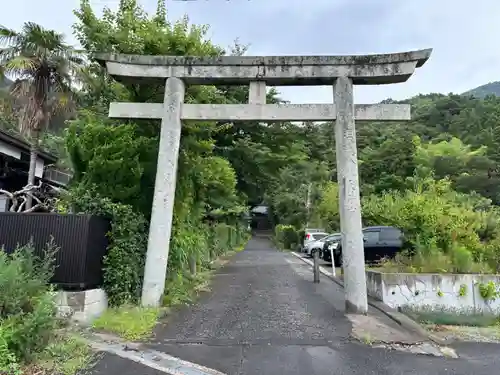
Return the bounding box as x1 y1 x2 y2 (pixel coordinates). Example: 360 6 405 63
0 196 8 212
1 139 48 180
0 139 21 159
366 270 500 313
35 158 44 178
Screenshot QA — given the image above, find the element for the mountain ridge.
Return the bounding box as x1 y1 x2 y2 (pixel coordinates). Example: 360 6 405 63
463 81 500 98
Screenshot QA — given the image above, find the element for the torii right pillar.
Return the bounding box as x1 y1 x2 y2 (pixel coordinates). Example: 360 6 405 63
333 50 432 314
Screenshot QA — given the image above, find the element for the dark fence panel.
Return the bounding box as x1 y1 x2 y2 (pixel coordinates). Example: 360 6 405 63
0 213 110 291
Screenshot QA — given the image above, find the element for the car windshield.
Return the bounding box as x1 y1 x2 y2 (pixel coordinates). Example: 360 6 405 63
311 233 328 240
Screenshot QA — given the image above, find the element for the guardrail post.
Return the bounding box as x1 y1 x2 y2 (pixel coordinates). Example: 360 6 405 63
313 251 320 283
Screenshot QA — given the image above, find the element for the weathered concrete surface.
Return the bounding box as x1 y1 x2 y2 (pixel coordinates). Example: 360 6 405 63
95 49 432 66
94 49 432 85
248 81 266 104
108 102 411 122
141 77 185 308
334 76 367 314
366 270 500 314
347 314 457 358
54 288 107 325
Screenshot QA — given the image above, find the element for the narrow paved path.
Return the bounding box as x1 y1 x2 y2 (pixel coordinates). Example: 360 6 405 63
91 237 500 375
143 237 500 375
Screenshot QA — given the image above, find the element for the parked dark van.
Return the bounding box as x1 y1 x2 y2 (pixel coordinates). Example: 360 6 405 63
322 226 404 265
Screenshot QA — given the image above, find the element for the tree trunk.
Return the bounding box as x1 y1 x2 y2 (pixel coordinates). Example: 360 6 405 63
25 130 40 210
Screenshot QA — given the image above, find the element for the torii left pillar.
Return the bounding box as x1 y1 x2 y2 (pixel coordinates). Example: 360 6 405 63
141 77 185 307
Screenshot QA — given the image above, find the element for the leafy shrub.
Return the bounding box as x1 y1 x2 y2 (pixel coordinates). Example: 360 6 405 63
168 222 247 273
275 224 299 249
363 178 496 273
163 223 249 308
212 223 235 254
314 182 340 231
0 242 57 372
168 221 209 272
65 185 148 306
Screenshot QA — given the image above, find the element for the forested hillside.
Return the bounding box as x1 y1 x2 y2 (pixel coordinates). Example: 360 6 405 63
464 81 500 98
357 93 500 203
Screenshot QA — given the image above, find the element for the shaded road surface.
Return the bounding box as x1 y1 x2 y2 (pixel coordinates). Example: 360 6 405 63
93 237 500 375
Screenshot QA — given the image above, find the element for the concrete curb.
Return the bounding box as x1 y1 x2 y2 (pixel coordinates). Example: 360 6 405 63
84 332 226 375
289 251 446 346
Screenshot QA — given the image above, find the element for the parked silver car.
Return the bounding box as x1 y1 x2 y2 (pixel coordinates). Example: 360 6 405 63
300 229 328 253
304 233 339 257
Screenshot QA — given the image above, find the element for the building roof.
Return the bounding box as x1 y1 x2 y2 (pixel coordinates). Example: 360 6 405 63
0 128 57 163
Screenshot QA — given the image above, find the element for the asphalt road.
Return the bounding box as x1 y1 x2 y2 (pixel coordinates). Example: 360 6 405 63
93 237 500 375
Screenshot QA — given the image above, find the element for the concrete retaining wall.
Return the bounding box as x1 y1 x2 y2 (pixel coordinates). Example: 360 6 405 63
366 270 500 313
54 288 108 325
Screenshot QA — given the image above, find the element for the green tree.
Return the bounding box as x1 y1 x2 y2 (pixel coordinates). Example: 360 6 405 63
70 0 248 280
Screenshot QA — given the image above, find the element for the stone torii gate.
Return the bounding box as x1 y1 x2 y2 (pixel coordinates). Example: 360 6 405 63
95 49 432 312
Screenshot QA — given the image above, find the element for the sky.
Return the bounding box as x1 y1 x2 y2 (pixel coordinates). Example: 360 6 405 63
4 0 499 104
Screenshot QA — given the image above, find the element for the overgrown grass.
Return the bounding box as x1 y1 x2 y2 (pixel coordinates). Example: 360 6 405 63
377 251 492 274
31 332 94 375
401 305 500 327
92 305 160 341
162 270 213 307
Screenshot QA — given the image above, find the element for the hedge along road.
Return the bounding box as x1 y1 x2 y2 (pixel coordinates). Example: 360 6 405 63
92 236 500 375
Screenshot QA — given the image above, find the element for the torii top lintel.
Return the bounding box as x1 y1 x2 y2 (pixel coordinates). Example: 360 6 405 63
93 48 432 86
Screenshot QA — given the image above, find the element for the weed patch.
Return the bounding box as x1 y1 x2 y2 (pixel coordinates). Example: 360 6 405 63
92 305 160 341
163 270 214 307
31 332 94 375
401 305 499 327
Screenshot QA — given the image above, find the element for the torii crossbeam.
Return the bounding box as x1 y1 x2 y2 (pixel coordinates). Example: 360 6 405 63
95 48 432 312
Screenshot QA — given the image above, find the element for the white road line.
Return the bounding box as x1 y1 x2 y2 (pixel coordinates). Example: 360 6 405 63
86 333 226 375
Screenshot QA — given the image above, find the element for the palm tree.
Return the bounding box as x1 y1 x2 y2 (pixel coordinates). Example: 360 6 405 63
0 22 82 208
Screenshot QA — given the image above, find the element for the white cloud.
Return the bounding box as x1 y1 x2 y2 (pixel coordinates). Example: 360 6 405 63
4 0 499 105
